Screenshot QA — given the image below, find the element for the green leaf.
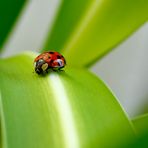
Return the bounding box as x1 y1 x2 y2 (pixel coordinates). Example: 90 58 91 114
122 114 148 148
43 0 148 67
132 113 148 135
0 53 135 147
0 0 26 50
43 0 92 52
131 114 148 147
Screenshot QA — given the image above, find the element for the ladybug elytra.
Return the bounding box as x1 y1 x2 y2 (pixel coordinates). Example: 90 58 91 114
34 51 66 74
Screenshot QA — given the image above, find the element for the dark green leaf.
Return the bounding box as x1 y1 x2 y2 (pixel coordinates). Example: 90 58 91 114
0 0 26 50
132 113 148 135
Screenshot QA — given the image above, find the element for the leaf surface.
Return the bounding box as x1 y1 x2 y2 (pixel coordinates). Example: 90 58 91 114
122 114 148 147
132 113 148 135
0 53 135 148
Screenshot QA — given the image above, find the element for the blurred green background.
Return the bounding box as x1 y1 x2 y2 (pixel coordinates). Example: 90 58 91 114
0 0 148 148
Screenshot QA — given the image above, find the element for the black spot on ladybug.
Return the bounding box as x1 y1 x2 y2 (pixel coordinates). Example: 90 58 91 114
57 55 61 59
49 51 54 54
50 59 54 64
50 59 54 62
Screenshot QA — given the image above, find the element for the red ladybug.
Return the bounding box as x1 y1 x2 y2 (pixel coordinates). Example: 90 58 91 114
34 51 66 74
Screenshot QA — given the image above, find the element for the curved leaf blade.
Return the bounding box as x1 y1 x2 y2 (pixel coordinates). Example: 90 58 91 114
43 0 92 52
63 0 148 67
43 0 148 67
121 114 148 147
132 113 148 135
0 53 135 147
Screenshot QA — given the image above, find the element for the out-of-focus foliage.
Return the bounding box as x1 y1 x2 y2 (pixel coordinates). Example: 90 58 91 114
43 0 148 67
0 0 26 50
124 114 148 148
43 0 92 51
132 113 148 135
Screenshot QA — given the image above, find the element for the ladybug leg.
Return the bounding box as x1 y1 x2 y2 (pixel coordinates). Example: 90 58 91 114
51 67 57 72
57 67 65 72
58 67 63 71
45 69 49 74
51 67 64 72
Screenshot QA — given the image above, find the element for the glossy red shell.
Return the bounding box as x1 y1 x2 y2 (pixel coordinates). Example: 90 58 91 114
34 51 66 68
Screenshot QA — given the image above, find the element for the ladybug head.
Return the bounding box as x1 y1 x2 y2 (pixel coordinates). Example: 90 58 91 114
34 59 48 74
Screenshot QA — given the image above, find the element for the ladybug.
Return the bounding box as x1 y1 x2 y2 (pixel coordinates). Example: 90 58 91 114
34 51 66 74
